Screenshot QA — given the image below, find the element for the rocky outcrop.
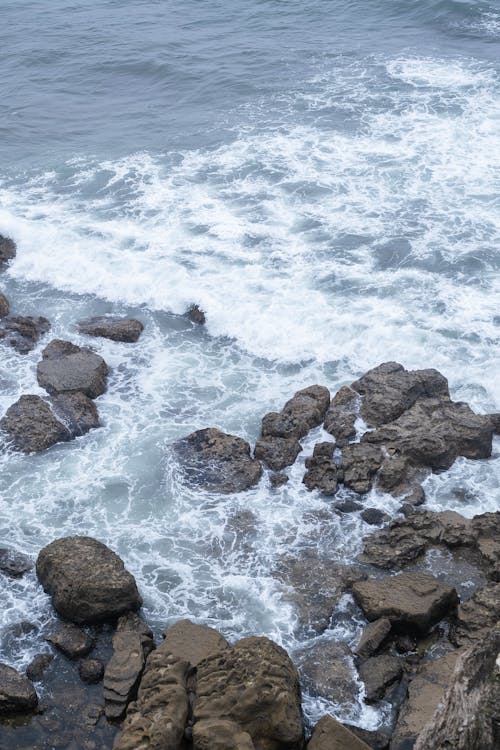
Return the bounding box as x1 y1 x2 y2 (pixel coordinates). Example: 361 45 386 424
307 714 371 750
414 629 500 750
77 316 144 343
47 623 94 659
352 572 458 633
36 536 142 624
303 442 338 495
0 547 33 577
358 655 402 701
0 234 16 266
0 292 9 317
355 618 392 659
323 386 359 445
450 583 500 647
0 315 51 353
0 664 38 715
37 342 108 398
172 427 262 493
0 395 70 452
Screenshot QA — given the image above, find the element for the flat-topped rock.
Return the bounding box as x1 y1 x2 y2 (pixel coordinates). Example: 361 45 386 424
77 316 144 343
0 395 70 452
37 344 108 398
0 663 38 715
307 714 371 750
0 234 16 266
36 536 142 624
162 619 229 666
0 315 50 353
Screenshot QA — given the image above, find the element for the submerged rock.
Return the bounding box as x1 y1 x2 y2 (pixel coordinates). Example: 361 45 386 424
36 536 142 624
79 658 104 684
0 547 33 577
47 623 94 659
172 427 262 493
0 315 51 353
186 304 206 324
25 653 53 682
77 316 144 343
307 714 371 749
0 394 70 452
37 343 108 398
0 663 38 715
295 641 359 711
0 234 16 266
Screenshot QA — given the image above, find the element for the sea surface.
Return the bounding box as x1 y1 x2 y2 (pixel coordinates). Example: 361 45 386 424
0 0 499 732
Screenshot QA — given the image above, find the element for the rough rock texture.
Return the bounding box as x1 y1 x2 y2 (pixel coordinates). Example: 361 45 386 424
0 663 38 715
414 629 500 750
450 583 500 647
336 499 363 513
0 234 16 266
355 618 392 659
0 292 9 317
51 391 100 438
36 536 142 624
307 714 371 750
25 653 53 682
471 512 500 580
352 572 458 633
79 658 104 684
295 642 359 711
358 655 402 702
42 338 82 360
0 395 70 452
0 547 33 577
172 427 262 494
193 637 304 750
37 346 108 399
162 619 229 666
0 315 51 353
47 623 94 659
341 443 384 494
323 386 359 446
186 305 206 324
303 442 338 495
254 435 302 472
193 718 255 749
117 611 155 657
104 630 147 720
77 316 144 343
361 508 390 525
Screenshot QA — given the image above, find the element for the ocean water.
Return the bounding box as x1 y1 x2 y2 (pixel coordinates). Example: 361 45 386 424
0 0 499 732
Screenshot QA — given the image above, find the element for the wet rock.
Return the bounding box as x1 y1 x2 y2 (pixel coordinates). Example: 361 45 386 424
81 701 105 728
193 636 304 750
0 663 38 715
323 386 359 446
414 629 500 750
186 305 206 324
487 412 500 433
162 619 229 666
0 394 70 453
47 623 94 659
450 582 500 647
172 427 262 493
307 714 371 749
117 611 155 657
26 653 53 682
0 315 51 353
355 618 392 659
0 547 33 577
375 454 423 498
79 658 104 684
358 655 402 701
352 572 458 633
254 435 302 471
36 536 142 624
344 725 390 750
262 385 331 440
37 345 108 399
42 338 82 360
104 630 147 720
269 472 289 487
50 391 100 438
341 443 384 494
77 316 144 343
0 234 16 266
336 499 363 513
351 362 449 427
361 508 390 526
303 442 338 495
295 641 359 711
0 292 9 317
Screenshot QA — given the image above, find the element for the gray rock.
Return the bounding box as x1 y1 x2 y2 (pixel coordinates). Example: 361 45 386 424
0 315 51 353
358 655 402 701
25 653 53 682
104 630 147 720
79 658 104 684
0 663 38 715
355 618 392 659
324 386 359 446
303 442 338 495
47 623 94 659
254 435 302 471
37 347 108 399
269 472 289 487
262 385 331 440
0 394 70 453
50 391 100 438
0 234 16 266
341 443 384 494
77 316 144 343
450 583 500 647
361 508 390 526
42 338 81 359
295 641 359 711
0 547 33 577
336 499 363 513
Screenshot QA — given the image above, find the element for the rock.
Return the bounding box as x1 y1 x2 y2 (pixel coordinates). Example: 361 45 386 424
50 391 100 438
471 512 500 580
336 499 363 513
358 655 402 701
36 536 142 624
341 443 384 494
351 362 449 427
186 305 206 324
303 442 338 495
343 725 390 750
0 395 70 452
0 315 51 353
104 630 147 720
323 386 359 446
42 339 82 360
269 472 289 487
352 572 458 633
117 611 155 657
361 508 390 526
25 653 53 682
262 385 331 440
391 651 459 750
193 718 255 749
487 412 500 433
0 292 9 317
193 636 304 750
0 234 16 266
355 618 392 659
414 629 500 750
37 346 108 399
47 623 94 659
307 714 371 750
79 658 104 684
77 316 144 343
254 435 302 471
172 427 262 494
0 547 33 577
0 664 38 715
162 619 229 666
375 454 423 498
295 641 359 711
450 583 500 647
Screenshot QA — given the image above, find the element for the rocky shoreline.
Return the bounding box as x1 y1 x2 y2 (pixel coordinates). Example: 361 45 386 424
0 233 499 749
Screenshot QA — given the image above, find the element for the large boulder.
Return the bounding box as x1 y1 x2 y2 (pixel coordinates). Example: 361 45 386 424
0 234 16 266
0 664 38 715
307 714 371 750
352 572 458 633
0 315 51 353
36 536 142 624
77 316 144 343
0 395 70 452
37 343 108 399
172 427 262 494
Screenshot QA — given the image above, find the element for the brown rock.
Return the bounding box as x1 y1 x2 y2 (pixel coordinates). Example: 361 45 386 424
47 623 94 659
37 347 108 399
0 292 9 317
262 385 330 440
355 618 392 659
0 395 70 453
0 663 38 715
193 718 255 750
77 316 144 343
450 583 500 647
358 655 402 701
254 435 302 471
0 315 51 353
341 443 384 494
186 305 206 324
303 442 338 495
323 386 359 446
104 630 146 720
50 391 100 438
0 234 16 266
361 508 390 526
162 619 229 666
117 611 155 657
307 714 371 750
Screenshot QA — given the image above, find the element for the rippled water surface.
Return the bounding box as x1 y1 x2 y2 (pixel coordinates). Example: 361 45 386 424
0 0 499 731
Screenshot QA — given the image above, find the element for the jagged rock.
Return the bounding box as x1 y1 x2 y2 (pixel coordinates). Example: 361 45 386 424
104 630 147 720
361 508 390 526
37 344 108 399
323 386 359 446
0 234 16 266
341 443 384 494
0 664 38 715
352 572 458 633
79 658 104 684
351 362 449 427
355 618 392 659
25 653 53 682
193 636 304 750
36 536 142 624
450 583 500 647
172 427 262 493
303 442 338 495
0 547 33 577
269 472 289 487
162 619 229 666
0 394 70 452
358 655 402 701
307 714 371 749
47 623 94 659
0 315 51 353
414 629 500 750
77 316 144 343
295 641 359 711
50 391 100 438
0 292 9 317
254 435 302 471
186 305 206 324
375 454 423 498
